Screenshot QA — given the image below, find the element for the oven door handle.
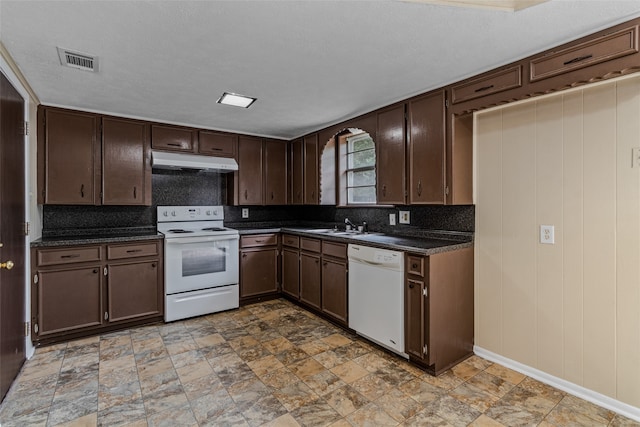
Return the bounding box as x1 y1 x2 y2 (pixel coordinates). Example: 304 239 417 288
165 235 239 245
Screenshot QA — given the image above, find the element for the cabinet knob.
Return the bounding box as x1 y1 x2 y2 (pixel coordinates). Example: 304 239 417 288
242 253 247 258
151 263 156 268
412 263 418 269
409 283 414 289
93 268 98 274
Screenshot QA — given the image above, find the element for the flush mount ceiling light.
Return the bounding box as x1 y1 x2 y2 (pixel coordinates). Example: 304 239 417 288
217 92 257 108
399 0 549 12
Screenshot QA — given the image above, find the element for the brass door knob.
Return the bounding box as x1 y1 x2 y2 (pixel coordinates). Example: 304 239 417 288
1 260 14 270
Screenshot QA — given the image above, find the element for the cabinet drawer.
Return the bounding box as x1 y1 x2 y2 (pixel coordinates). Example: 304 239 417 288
322 241 347 259
37 246 102 266
530 25 639 82
107 242 158 260
407 255 425 277
451 65 522 104
198 131 237 158
241 234 278 248
300 237 321 253
282 234 300 248
151 124 195 152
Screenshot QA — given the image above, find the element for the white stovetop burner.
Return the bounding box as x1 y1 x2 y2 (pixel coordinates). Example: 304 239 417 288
157 206 238 238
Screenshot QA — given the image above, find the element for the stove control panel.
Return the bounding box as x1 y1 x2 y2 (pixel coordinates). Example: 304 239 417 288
157 206 224 222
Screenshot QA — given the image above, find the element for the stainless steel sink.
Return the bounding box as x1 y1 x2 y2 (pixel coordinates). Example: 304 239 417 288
304 228 381 237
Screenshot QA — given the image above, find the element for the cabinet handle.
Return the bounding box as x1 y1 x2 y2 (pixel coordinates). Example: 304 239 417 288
417 180 422 197
61 254 80 259
412 263 418 269
242 253 247 258
80 184 85 198
209 147 223 151
151 263 156 268
315 259 319 264
409 283 414 289
271 192 274 200
244 189 248 200
382 185 386 197
167 143 182 147
563 54 593 65
255 239 264 243
474 84 494 93
93 268 99 274
133 186 137 199
311 190 315 200
104 312 109 321
126 249 142 253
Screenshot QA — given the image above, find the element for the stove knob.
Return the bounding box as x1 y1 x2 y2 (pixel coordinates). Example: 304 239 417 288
171 211 177 217
213 208 219 216
162 211 168 217
206 210 212 216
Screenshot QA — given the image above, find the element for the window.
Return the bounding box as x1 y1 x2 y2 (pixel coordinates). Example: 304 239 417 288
345 133 376 204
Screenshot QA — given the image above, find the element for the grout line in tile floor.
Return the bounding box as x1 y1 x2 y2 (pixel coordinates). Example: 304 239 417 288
0 298 638 427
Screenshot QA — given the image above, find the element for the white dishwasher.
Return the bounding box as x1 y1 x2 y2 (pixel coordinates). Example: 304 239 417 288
348 244 408 358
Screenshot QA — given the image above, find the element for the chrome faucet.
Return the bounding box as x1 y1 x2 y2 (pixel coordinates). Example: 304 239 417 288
344 218 357 230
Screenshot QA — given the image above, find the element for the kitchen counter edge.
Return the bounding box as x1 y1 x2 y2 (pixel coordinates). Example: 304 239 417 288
31 233 164 248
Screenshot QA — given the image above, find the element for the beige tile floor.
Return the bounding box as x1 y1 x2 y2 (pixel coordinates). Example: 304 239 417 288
0 298 638 427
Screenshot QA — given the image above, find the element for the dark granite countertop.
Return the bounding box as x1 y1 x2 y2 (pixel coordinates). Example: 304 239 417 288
31 229 163 248
230 223 473 256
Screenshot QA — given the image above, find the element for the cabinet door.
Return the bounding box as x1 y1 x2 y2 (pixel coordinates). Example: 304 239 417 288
36 266 103 336
238 136 264 205
102 117 151 205
264 139 287 205
303 134 319 205
199 131 237 157
408 91 446 204
151 124 195 152
321 258 347 324
377 104 406 204
291 139 304 205
240 248 278 298
405 278 428 361
281 248 300 299
299 253 321 310
107 260 161 323
40 108 100 205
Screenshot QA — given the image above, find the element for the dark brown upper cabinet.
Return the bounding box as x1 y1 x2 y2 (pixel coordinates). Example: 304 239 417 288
290 139 304 205
198 130 237 157
264 139 287 205
237 135 264 205
102 117 151 206
376 104 406 205
38 107 151 206
407 90 446 205
303 134 319 205
38 108 101 205
150 124 196 152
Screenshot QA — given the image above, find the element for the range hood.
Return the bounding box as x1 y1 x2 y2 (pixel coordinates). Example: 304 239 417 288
152 151 238 172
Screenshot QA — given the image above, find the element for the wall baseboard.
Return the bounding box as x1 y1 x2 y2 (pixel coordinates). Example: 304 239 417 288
474 346 640 423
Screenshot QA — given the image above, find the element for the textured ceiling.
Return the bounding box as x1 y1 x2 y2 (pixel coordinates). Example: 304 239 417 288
2 0 640 139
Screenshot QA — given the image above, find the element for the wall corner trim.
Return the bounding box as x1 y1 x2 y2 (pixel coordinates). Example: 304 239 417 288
474 346 640 422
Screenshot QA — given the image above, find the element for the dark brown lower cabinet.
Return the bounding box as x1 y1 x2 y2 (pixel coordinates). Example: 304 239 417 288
107 260 161 322
36 266 103 336
321 241 348 325
31 239 164 345
239 234 279 303
281 248 300 299
299 253 321 310
405 247 474 375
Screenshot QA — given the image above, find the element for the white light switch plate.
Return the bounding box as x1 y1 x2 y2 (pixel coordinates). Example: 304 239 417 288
540 225 555 244
399 211 410 224
389 213 396 226
242 208 249 219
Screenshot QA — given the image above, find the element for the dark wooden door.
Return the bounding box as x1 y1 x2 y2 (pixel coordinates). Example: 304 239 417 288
40 108 99 205
303 134 318 205
321 258 347 324
405 277 426 361
377 104 406 204
281 248 300 299
238 136 264 205
291 139 304 205
107 261 161 322
408 90 446 204
0 72 26 401
102 117 150 205
299 253 321 310
240 248 278 297
36 266 103 336
264 139 287 205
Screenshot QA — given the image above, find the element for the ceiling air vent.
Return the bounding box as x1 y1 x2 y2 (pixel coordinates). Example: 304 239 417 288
57 47 98 72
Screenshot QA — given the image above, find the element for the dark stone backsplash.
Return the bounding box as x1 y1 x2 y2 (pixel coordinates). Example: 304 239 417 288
42 170 474 236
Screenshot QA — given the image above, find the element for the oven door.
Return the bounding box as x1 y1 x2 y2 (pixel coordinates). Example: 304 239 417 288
165 234 239 294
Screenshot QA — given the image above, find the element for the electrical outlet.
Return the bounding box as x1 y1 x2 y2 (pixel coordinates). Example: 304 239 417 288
399 211 410 224
242 208 249 219
540 225 555 244
389 213 396 226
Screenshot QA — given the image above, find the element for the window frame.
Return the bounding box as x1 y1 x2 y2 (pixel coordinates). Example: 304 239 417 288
344 132 376 205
